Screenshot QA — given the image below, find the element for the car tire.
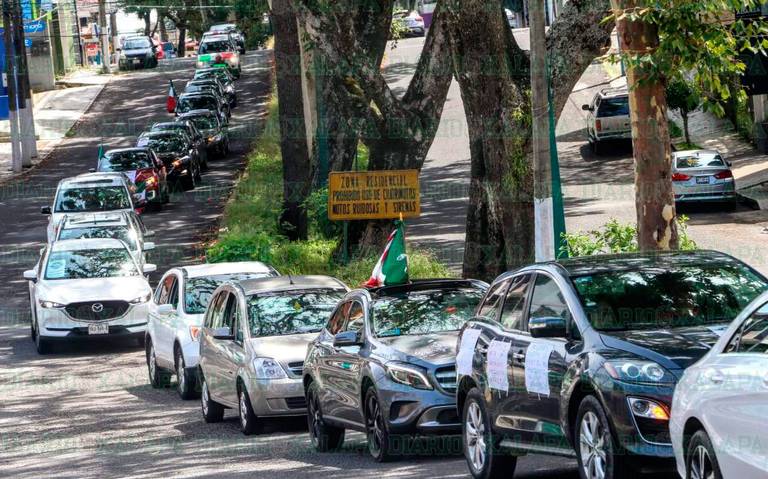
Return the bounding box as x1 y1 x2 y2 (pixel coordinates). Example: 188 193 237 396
462 387 517 479
307 381 345 452
591 139 601 156
238 385 261 435
575 395 631 479
34 320 51 355
200 372 225 423
686 429 723 479
136 335 145 348
364 387 394 462
175 348 198 400
146 339 171 388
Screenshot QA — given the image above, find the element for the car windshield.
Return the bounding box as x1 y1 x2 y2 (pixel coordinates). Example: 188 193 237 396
572 264 768 331
153 124 183 134
372 288 485 337
597 97 629 117
199 41 231 54
45 248 139 280
247 290 346 337
676 155 726 169
186 115 218 130
124 38 151 49
99 152 152 172
59 226 138 251
178 96 217 113
184 272 276 314
55 186 130 212
138 135 184 154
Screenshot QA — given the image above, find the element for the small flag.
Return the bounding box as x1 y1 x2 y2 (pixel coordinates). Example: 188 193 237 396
364 219 409 288
166 80 177 113
97 143 104 160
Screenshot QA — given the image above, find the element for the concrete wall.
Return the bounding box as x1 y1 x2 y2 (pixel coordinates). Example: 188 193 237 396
27 28 55 91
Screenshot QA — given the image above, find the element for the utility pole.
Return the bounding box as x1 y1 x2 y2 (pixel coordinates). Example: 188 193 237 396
530 0 554 261
72 0 84 67
11 0 36 165
97 0 110 73
2 0 22 172
199 0 208 29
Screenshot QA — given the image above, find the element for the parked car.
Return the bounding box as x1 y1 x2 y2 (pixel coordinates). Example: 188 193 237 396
208 23 246 53
196 34 241 78
43 173 137 242
186 78 233 111
136 130 202 190
455 250 768 479
160 42 176 59
119 36 158 70
672 149 737 208
175 92 228 126
392 10 426 37
95 148 170 208
304 279 488 460
150 121 208 170
199 276 349 434
177 110 229 157
54 212 154 268
24 238 156 354
582 87 631 155
193 68 237 106
146 262 279 399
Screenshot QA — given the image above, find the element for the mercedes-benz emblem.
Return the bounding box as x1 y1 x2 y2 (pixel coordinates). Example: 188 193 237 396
91 303 104 313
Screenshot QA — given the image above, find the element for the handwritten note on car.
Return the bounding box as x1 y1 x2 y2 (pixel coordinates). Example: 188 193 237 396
486 340 511 391
524 342 554 396
456 328 482 376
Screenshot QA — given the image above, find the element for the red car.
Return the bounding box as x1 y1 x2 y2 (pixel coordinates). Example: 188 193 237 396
94 148 170 211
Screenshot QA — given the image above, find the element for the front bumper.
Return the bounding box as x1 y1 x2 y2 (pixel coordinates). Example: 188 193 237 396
378 379 459 435
244 376 307 417
37 303 149 340
120 57 151 69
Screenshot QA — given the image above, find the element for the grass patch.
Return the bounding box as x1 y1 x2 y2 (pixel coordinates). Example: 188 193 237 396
736 96 755 144
206 89 452 287
673 142 702 151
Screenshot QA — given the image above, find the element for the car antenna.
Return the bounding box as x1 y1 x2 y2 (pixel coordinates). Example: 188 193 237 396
288 274 294 285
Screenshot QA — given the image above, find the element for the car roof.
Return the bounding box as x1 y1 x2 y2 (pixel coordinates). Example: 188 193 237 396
104 147 152 155
181 262 276 279
201 34 232 42
139 130 183 138
179 92 217 99
672 149 721 158
236 275 349 295
366 279 489 298
61 212 130 228
152 122 184 128
597 86 628 99
51 238 129 251
178 109 216 118
60 173 127 187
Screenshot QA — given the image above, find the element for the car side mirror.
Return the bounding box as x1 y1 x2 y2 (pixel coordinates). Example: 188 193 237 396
333 330 362 347
142 263 157 274
41 206 51 215
23 270 37 281
726 161 733 167
157 303 175 315
581 104 593 112
529 317 567 338
144 241 156 251
212 326 234 340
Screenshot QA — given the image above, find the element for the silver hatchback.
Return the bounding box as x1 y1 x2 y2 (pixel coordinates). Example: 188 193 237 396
198 275 348 435
672 149 736 206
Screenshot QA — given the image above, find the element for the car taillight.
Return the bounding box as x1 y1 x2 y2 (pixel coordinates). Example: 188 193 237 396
672 173 691 182
714 170 733 180
595 119 602 132
135 168 158 187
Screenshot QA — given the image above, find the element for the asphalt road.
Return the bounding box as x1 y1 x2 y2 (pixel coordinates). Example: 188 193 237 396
0 52 581 478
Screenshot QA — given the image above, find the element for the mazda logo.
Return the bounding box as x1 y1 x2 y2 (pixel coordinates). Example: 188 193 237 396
91 303 104 313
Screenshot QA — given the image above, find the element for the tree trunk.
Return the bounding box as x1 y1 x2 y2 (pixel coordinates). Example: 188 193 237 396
682 113 690 145
613 0 678 250
273 0 311 241
143 13 151 36
159 14 168 42
177 28 186 58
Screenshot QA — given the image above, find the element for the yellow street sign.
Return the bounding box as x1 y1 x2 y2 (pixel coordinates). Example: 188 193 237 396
328 169 420 221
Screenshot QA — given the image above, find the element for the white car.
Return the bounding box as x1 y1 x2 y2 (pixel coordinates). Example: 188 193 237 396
43 173 137 242
671 290 768 479
145 262 279 399
24 238 156 354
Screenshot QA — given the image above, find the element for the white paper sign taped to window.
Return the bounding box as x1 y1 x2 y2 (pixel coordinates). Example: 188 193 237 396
524 342 554 396
486 340 511 391
456 328 482 376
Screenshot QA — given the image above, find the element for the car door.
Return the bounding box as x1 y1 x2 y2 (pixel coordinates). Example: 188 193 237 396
219 292 246 406
315 301 351 416
151 274 178 367
200 291 229 402
512 272 576 452
209 292 239 406
334 301 367 424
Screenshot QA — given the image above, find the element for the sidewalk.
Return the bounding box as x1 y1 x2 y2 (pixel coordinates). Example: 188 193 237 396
0 69 111 183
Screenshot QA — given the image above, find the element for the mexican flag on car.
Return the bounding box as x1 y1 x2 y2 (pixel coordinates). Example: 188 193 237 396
364 220 409 288
166 80 177 113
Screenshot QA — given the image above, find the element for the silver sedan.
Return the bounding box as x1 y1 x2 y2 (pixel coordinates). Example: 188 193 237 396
672 149 736 206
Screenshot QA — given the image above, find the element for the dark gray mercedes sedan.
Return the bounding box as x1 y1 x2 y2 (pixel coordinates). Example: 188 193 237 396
303 279 488 462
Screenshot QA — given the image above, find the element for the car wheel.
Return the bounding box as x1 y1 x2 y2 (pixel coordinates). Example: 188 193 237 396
146 339 170 388
364 387 393 462
575 395 629 479
307 381 345 452
136 335 145 348
200 372 225 423
591 139 601 155
34 319 51 355
687 429 723 479
238 385 261 435
175 348 198 400
462 387 517 479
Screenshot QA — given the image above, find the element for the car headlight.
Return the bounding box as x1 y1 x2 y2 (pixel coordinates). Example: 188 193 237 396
604 360 674 385
189 326 201 341
39 300 65 309
627 397 670 420
208 134 221 142
252 357 288 380
386 362 433 390
129 292 151 304
225 85 234 93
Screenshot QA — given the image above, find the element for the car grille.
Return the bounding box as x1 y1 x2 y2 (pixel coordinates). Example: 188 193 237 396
434 366 457 393
287 361 304 377
285 397 307 409
65 301 130 321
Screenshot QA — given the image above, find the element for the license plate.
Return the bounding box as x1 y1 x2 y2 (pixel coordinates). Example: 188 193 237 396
696 176 710 184
88 323 109 335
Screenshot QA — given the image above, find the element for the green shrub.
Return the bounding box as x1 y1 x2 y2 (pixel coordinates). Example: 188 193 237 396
206 232 273 263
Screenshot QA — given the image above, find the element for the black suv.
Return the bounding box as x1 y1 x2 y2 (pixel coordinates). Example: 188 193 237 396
177 110 229 158
136 130 201 190
150 121 208 170
303 279 487 462
456 250 768 479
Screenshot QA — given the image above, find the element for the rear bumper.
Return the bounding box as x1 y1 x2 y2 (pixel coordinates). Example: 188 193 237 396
593 131 632 142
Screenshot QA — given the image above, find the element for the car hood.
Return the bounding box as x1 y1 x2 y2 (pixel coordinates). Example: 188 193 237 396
599 324 728 369
376 330 458 366
124 48 151 55
40 276 151 304
248 332 317 365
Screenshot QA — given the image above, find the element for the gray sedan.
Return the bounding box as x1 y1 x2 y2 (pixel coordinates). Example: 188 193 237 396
672 149 736 206
198 275 349 435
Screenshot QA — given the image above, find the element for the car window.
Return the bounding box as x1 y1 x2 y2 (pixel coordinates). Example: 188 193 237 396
725 302 768 354
206 292 228 328
199 40 233 54
187 115 218 130
44 247 138 280
155 274 173 304
675 155 726 169
500 274 531 331
138 135 185 154
221 294 237 332
596 97 629 117
529 274 572 324
344 301 365 334
55 186 131 212
478 280 510 321
233 299 244 343
184 272 277 315
168 277 179 309
59 225 138 251
327 302 351 335
124 38 151 49
247 290 345 338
